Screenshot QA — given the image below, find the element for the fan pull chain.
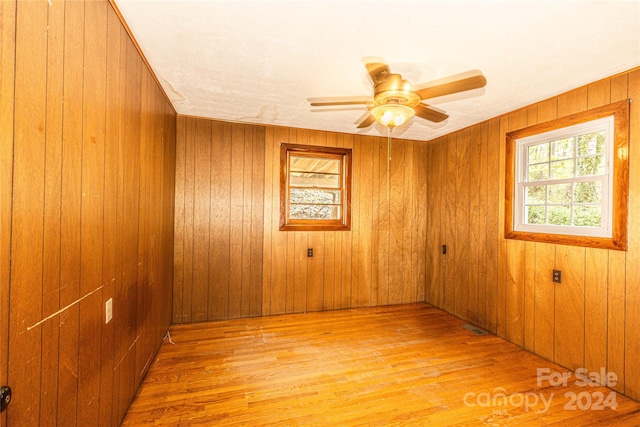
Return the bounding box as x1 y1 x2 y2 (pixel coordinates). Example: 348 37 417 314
387 127 392 201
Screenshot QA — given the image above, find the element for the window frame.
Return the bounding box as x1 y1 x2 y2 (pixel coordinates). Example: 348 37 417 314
279 143 352 231
505 100 629 251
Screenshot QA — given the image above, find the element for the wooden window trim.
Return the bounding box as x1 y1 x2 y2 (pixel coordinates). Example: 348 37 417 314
279 143 352 231
505 99 629 251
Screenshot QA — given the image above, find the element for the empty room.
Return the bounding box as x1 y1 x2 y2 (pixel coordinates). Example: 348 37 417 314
2 0 640 425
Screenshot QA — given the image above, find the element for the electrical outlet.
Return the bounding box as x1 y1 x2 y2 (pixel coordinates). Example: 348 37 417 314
552 270 562 283
307 248 313 257
442 245 447 255
105 298 113 324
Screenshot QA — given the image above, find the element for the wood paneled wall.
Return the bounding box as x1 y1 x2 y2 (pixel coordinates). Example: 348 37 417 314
1 1 176 425
173 118 428 322
425 68 640 401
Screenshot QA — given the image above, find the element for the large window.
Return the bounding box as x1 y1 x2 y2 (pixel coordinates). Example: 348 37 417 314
505 100 629 250
280 143 352 231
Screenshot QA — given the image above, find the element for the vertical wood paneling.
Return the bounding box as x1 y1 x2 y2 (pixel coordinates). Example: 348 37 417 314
584 248 608 374
467 127 481 322
58 2 85 423
624 68 640 400
262 127 275 315
250 127 265 317
454 130 470 317
41 0 65 423
99 10 122 423
173 119 267 319
0 2 15 426
475 124 488 327
181 118 196 322
444 135 457 312
350 135 361 308
401 140 414 304
174 120 429 322
9 2 48 425
5 1 176 425
358 136 374 307
173 117 186 323
377 138 391 306
192 120 211 321
78 1 107 423
608 249 626 393
496 116 509 337
534 243 555 361
608 73 628 394
504 109 527 346
425 138 442 306
209 122 232 320
241 126 254 317
555 245 586 371
415 141 427 302
388 138 405 304
270 127 289 315
484 118 501 333
424 67 640 404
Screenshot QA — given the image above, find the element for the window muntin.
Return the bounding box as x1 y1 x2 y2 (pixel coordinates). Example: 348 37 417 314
514 117 613 238
280 144 351 231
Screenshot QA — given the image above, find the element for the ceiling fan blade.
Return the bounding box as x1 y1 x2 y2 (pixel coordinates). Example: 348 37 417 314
415 104 449 123
356 114 376 129
308 96 372 107
365 62 391 85
415 74 487 100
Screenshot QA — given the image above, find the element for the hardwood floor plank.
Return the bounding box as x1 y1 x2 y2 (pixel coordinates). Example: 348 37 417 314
122 304 640 426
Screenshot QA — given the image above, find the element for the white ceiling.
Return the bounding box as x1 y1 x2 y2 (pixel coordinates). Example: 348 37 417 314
114 0 640 142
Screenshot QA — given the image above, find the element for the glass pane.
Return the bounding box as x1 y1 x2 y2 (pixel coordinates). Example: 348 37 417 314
290 171 340 188
290 204 340 220
548 183 572 204
290 189 340 204
525 185 546 204
550 159 574 179
290 156 340 174
574 181 601 204
574 205 602 227
525 205 546 225
548 205 571 226
577 131 605 156
528 143 549 164
577 155 605 177
528 164 549 181
551 137 574 160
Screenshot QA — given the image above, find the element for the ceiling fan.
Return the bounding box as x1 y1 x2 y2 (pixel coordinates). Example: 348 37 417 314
308 61 487 130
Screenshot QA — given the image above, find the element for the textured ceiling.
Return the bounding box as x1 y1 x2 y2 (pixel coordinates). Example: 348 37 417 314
114 0 640 142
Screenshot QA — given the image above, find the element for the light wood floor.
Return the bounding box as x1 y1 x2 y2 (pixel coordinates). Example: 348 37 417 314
122 304 640 426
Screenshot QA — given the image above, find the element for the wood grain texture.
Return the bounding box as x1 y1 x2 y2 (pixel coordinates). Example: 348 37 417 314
4 1 176 425
122 304 640 426
423 68 640 403
173 120 428 321
0 3 15 427
624 68 640 400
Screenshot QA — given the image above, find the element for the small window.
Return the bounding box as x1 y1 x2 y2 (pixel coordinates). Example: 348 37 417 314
280 143 352 231
505 100 629 250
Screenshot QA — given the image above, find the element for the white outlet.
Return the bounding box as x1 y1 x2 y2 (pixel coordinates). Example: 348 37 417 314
105 298 113 324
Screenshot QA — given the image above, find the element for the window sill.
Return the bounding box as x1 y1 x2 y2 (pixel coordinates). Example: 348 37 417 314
505 229 626 251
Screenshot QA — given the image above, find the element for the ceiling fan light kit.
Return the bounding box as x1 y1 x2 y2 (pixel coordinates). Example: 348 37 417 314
309 60 487 131
371 103 415 129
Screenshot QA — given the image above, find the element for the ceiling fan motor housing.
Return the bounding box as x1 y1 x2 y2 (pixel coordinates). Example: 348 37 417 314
373 74 420 107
